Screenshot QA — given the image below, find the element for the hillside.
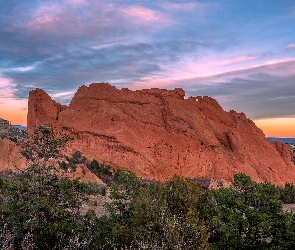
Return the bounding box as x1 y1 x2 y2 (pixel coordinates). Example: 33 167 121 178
0 118 27 142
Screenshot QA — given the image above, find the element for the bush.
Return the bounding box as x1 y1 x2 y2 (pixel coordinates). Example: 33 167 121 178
131 175 210 249
87 160 113 183
280 182 295 203
202 173 290 249
0 124 99 249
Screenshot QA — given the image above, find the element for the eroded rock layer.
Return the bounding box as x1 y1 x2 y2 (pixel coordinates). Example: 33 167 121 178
27 83 295 186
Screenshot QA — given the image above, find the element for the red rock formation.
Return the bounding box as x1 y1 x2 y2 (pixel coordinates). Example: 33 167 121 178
27 88 67 134
0 139 26 171
0 139 102 184
65 164 104 184
27 83 295 186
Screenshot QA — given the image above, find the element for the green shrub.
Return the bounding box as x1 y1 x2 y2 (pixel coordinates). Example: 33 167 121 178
88 159 113 183
0 124 98 249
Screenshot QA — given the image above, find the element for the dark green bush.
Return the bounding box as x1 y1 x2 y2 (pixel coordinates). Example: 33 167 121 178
280 182 295 203
88 159 113 183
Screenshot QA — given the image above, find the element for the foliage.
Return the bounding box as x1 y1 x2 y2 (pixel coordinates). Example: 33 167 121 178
271 211 295 249
20 124 72 165
0 118 27 142
131 175 210 249
59 151 86 172
202 173 289 249
87 159 113 183
87 174 209 249
0 124 99 249
104 170 142 219
280 182 295 203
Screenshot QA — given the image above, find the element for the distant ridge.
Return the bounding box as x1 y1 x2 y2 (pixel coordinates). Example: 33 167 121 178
13 125 27 130
267 137 295 146
0 118 27 142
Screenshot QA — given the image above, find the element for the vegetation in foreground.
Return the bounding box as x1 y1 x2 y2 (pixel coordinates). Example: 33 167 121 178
1 124 295 249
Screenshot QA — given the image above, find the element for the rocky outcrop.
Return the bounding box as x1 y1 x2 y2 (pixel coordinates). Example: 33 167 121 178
27 83 295 186
27 89 67 134
0 139 26 171
65 164 104 184
0 138 102 183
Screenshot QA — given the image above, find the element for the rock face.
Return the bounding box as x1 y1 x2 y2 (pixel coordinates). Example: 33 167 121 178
27 89 67 134
0 139 26 171
27 83 295 186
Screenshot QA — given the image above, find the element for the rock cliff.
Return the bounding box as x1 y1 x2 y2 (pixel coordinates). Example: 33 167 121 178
27 83 295 186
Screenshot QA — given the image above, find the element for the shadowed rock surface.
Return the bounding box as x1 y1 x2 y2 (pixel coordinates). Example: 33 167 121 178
27 83 295 186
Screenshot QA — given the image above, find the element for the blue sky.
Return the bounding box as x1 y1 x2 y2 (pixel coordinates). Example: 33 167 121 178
0 0 295 135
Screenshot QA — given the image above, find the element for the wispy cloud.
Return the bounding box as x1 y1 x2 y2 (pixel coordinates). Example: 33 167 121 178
0 74 16 98
121 6 169 23
4 66 35 72
214 55 259 66
49 90 76 103
25 0 171 39
286 44 295 49
126 58 295 120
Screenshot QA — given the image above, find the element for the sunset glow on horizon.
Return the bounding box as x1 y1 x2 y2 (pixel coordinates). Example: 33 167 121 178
254 118 295 138
0 99 27 125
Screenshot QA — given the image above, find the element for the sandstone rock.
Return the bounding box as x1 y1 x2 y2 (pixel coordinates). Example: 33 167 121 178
273 140 294 165
65 164 104 184
0 139 26 171
27 88 67 134
0 138 102 184
27 83 295 186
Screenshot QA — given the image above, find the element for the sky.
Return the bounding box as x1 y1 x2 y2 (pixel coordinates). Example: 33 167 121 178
0 0 295 137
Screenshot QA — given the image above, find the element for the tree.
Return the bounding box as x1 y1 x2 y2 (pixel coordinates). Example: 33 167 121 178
20 124 72 165
280 182 295 203
87 159 113 183
86 174 210 249
97 170 142 249
131 175 210 249
203 173 285 249
0 124 98 249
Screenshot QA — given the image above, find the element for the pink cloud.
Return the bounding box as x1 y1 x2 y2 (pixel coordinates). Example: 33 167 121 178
26 3 63 29
126 58 295 91
25 1 169 38
215 56 259 66
286 44 295 49
0 74 16 99
121 6 171 24
65 0 86 5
